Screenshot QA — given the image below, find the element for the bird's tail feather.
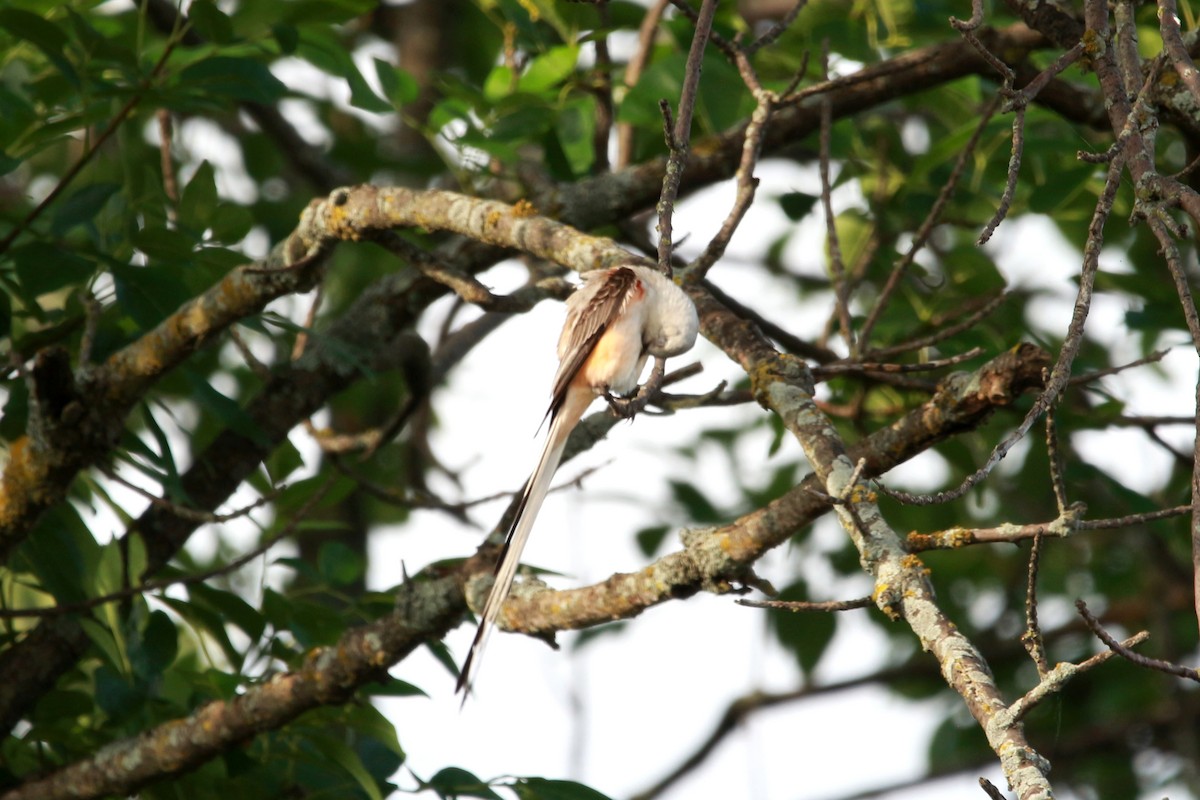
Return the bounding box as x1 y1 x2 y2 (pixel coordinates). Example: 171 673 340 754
456 388 592 699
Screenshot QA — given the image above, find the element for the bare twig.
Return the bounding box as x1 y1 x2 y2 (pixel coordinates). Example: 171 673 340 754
1005 630 1150 723
817 40 855 352
744 0 809 54
1067 348 1169 385
1045 401 1069 513
157 109 179 223
978 104 1025 245
812 347 983 380
656 0 718 275
969 29 1083 245
688 44 775 277
1022 532 1051 678
905 504 1191 552
737 596 872 612
979 777 1008 800
1076 599 1200 683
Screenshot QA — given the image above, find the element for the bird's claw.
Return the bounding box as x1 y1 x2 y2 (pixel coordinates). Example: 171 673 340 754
603 356 668 419
604 389 648 419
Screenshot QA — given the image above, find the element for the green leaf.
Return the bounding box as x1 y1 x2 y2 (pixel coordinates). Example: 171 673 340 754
111 262 193 329
0 10 79 87
130 609 179 679
669 480 722 523
93 663 143 720
79 617 127 673
374 58 419 107
190 583 267 641
517 45 579 93
187 0 235 43
634 524 670 557
273 23 299 54
512 778 615 800
0 289 10 339
359 680 428 698
265 436 305 483
779 192 818 221
307 734 385 800
11 241 95 297
133 225 198 261
279 0 378 24
158 595 242 668
555 96 595 176
183 370 272 447
178 56 288 104
51 182 121 236
12 502 99 605
296 30 389 113
180 161 219 230
618 54 683 129
209 203 254 242
424 767 503 800
318 540 365 586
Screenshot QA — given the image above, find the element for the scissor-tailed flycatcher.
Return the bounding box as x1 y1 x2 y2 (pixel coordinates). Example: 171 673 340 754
456 264 699 698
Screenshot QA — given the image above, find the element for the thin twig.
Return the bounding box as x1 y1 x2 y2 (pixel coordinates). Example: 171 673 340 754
656 0 718 275
905 504 1191 552
1067 348 1169 385
817 40 854 352
1076 599 1200 683
157 109 179 223
1021 531 1051 678
737 596 872 612
744 0 809 54
979 777 1008 800
688 44 774 277
978 105 1025 245
1045 399 1069 513
812 347 983 380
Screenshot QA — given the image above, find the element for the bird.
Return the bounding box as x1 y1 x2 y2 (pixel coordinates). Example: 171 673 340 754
456 263 700 698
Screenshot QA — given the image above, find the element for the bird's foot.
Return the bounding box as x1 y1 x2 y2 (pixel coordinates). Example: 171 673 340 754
604 356 667 419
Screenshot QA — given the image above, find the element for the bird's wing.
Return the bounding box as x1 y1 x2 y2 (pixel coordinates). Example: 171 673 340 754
548 267 642 415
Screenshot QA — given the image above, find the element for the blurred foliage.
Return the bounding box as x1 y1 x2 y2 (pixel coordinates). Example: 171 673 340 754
0 0 1198 799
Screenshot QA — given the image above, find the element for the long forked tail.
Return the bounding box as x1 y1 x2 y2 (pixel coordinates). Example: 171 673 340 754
456 387 592 700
